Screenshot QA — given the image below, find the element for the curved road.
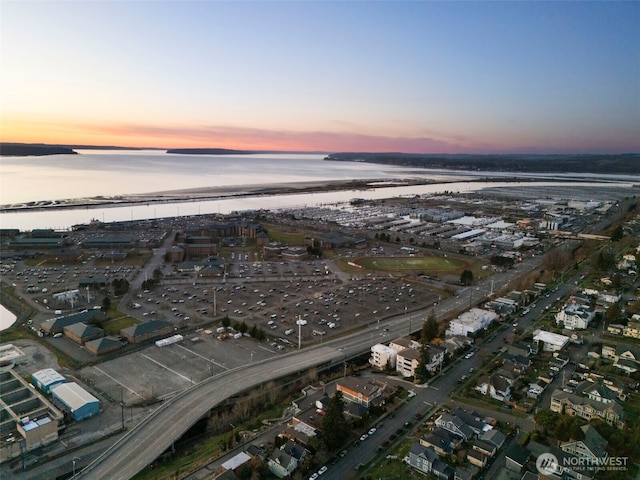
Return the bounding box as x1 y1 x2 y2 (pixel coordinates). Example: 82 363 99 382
76 345 343 479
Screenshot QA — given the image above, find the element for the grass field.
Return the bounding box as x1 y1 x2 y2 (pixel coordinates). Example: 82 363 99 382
353 255 468 274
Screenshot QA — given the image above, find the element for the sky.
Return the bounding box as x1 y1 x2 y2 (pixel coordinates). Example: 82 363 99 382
1 1 639 154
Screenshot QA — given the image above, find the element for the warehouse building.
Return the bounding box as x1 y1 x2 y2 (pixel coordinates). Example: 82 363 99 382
120 319 174 344
31 368 66 394
51 382 100 421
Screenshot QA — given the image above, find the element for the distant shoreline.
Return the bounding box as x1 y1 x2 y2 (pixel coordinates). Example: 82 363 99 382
0 178 431 213
0 176 576 214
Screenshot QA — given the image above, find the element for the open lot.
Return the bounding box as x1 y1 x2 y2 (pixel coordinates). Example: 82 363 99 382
79 332 280 406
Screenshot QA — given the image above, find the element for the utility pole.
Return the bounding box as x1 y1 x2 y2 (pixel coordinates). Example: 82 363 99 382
120 386 125 431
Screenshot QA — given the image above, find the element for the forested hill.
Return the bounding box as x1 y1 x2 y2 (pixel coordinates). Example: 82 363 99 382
0 143 77 156
166 148 322 155
324 153 640 174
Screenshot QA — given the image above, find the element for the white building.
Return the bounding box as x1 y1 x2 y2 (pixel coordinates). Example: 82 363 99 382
370 344 397 370
533 330 570 353
555 301 595 330
446 308 498 337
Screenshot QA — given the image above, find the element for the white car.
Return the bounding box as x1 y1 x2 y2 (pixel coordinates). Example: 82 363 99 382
318 466 328 475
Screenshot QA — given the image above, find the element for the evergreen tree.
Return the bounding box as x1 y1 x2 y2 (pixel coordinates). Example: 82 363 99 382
611 225 624 242
421 310 439 343
415 343 430 384
322 391 349 451
102 296 111 312
460 269 474 286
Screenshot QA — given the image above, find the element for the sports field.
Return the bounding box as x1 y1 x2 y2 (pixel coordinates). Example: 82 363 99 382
352 255 468 274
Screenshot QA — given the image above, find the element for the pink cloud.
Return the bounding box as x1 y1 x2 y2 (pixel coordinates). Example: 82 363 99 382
87 122 500 153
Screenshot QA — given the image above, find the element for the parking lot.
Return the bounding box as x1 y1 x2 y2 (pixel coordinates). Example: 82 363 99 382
78 330 280 406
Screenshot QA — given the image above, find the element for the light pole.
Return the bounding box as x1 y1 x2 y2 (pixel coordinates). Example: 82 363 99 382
250 351 254 363
72 456 80 476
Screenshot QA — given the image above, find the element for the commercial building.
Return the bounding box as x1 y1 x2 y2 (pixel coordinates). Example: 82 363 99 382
446 308 497 337
533 330 570 353
120 320 174 344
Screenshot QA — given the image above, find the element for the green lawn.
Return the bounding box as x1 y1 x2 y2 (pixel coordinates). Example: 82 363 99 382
103 315 139 335
353 255 467 274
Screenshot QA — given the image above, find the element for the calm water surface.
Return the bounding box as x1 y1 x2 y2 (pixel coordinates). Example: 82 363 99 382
1 150 638 231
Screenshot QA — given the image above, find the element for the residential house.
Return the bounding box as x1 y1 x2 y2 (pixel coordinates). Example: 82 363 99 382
336 377 384 409
424 345 446 373
467 448 488 468
555 300 595 330
267 449 297 479
580 380 617 404
407 443 453 479
475 374 512 402
560 425 608 464
550 389 626 429
623 320 640 339
220 452 252 476
434 413 475 441
504 443 529 473
601 344 640 374
454 465 479 480
607 324 625 335
452 408 491 436
502 354 531 375
528 378 550 400
480 429 506 450
281 439 308 465
472 439 497 461
420 427 457 456
528 440 599 480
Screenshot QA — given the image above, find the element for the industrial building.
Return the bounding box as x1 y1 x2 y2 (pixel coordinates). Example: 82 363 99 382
31 368 66 394
50 382 100 421
0 369 63 463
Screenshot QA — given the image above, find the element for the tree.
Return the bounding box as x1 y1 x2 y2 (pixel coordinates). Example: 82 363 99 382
415 343 431 384
421 310 439 343
460 269 474 286
112 278 130 296
102 296 111 312
594 249 616 272
605 303 622 324
322 391 349 451
221 316 231 329
611 225 624 242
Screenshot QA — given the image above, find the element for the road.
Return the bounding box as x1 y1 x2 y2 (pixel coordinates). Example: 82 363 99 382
75 256 550 479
